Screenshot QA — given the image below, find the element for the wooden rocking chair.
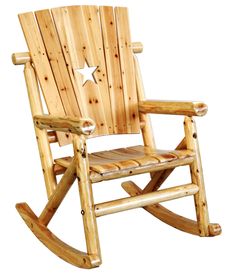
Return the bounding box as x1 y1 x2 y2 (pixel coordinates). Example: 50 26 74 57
12 5 221 269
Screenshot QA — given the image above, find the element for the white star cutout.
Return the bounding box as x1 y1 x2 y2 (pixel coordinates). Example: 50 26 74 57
75 62 97 86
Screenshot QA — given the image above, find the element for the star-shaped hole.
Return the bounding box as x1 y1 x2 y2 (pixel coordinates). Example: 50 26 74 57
75 61 97 86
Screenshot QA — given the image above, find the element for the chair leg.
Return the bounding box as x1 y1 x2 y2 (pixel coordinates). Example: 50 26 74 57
184 116 210 236
73 135 102 266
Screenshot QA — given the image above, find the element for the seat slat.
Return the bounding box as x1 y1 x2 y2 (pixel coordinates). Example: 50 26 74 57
100 6 127 133
111 148 159 166
115 7 139 133
54 146 195 182
91 151 140 170
19 12 69 145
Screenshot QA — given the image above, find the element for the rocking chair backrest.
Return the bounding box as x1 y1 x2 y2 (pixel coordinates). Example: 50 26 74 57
19 6 140 145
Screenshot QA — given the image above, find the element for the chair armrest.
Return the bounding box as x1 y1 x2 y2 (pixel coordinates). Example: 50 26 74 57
33 115 96 136
138 100 208 117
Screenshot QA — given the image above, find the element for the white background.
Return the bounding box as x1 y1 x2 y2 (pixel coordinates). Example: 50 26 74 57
0 0 234 273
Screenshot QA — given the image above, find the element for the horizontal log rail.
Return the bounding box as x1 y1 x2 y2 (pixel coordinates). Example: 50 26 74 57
138 100 208 117
12 42 143 65
95 183 199 217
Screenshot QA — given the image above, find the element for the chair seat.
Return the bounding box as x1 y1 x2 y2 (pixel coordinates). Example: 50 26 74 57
54 146 195 183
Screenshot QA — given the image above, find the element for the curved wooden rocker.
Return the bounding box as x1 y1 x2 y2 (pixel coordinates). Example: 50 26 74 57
16 203 100 269
13 5 221 269
122 181 221 237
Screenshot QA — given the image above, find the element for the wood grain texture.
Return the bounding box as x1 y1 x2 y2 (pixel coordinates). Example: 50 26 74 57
12 42 142 65
139 100 208 116
55 145 195 183
39 159 77 226
35 9 81 118
115 7 140 133
122 181 221 236
95 183 199 217
24 62 57 197
100 6 126 133
142 138 187 193
16 203 100 268
134 56 156 149
52 6 112 136
34 115 96 136
73 135 101 261
19 12 69 145
184 117 210 236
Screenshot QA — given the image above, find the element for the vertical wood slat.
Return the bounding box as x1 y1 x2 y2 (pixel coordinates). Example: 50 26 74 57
35 10 81 118
24 62 57 197
52 6 113 136
19 6 141 144
99 6 126 133
19 12 69 145
115 7 140 133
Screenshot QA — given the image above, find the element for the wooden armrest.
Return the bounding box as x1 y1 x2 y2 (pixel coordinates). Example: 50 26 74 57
138 100 208 117
34 115 96 136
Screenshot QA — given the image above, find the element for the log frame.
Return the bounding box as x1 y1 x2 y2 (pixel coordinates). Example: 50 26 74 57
34 114 96 136
12 42 143 65
73 134 102 263
16 203 100 269
184 116 210 236
139 100 208 117
122 181 221 237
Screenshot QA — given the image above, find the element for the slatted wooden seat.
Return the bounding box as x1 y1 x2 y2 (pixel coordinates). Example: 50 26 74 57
12 5 221 269
54 146 195 182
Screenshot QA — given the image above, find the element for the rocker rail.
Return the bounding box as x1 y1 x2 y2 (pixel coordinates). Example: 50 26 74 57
95 183 199 217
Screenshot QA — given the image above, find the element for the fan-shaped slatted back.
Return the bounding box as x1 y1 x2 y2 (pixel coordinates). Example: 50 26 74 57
19 6 140 145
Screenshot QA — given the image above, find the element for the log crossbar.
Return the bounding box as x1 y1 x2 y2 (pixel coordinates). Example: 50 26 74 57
12 42 143 65
95 183 199 217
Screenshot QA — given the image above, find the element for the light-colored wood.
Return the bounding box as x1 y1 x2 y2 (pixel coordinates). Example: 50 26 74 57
115 7 140 133
12 43 142 65
12 52 31 65
52 6 112 136
122 181 200 235
54 145 194 179
55 153 194 183
122 181 221 236
14 5 221 270
16 203 100 268
34 115 96 136
24 62 57 197
134 56 156 149
47 131 58 143
100 6 126 133
184 116 210 236
39 159 77 226
35 10 81 118
95 183 199 217
19 12 69 145
73 134 101 262
139 100 208 117
143 138 187 193
132 42 143 53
